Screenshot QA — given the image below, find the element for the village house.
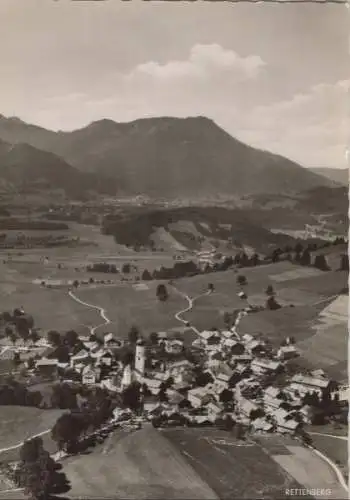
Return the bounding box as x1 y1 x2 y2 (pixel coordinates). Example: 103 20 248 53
207 351 225 368
164 339 184 354
166 388 185 405
290 374 332 394
103 333 122 348
70 349 91 368
199 330 221 346
187 387 214 408
238 398 259 419
277 345 298 360
35 358 58 376
82 365 101 385
252 417 274 432
224 339 245 355
251 358 282 376
142 376 162 395
207 401 224 421
246 339 266 356
167 359 193 379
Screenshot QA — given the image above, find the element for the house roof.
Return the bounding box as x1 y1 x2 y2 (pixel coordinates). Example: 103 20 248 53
71 349 89 360
36 358 58 366
200 330 219 340
291 374 330 389
277 419 300 430
240 398 258 414
252 359 281 371
264 386 282 399
242 334 254 343
104 333 114 343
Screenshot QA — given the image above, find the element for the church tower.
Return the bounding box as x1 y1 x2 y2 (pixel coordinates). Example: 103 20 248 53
135 339 146 375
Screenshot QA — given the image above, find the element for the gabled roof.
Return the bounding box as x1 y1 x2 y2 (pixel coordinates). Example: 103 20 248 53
291 374 330 389
71 349 89 360
36 358 58 367
200 330 220 341
252 359 281 371
264 386 282 399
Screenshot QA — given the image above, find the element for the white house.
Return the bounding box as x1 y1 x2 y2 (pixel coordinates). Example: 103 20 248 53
188 387 212 408
82 365 100 385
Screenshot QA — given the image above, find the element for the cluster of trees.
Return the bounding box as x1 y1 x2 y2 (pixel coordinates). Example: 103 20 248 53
153 260 200 280
301 388 342 423
156 284 169 302
0 219 69 231
0 376 42 407
87 263 118 274
14 437 70 500
1 308 39 345
51 388 114 453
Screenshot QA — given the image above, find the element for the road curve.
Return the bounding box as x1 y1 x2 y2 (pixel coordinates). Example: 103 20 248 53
0 429 51 454
172 287 211 335
310 446 349 493
68 290 111 334
309 432 348 441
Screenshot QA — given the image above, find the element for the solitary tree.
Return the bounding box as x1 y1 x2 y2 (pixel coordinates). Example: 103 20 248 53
266 296 282 311
128 325 140 344
314 254 329 271
300 248 311 266
339 254 349 271
156 283 169 302
265 285 275 297
64 330 79 348
51 412 82 453
149 332 159 345
142 269 153 281
237 275 247 286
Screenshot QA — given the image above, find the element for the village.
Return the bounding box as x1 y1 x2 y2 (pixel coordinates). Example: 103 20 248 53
3 298 346 445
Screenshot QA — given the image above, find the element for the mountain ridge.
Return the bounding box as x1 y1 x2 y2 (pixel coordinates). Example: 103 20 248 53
0 113 337 198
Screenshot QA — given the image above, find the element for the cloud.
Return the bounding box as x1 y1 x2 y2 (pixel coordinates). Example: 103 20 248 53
126 44 265 82
1 42 346 169
234 79 349 167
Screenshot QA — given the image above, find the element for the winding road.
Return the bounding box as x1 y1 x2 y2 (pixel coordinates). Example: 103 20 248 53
68 290 111 335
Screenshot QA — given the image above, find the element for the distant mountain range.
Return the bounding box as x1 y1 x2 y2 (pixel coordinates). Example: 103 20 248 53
311 167 348 186
0 114 337 199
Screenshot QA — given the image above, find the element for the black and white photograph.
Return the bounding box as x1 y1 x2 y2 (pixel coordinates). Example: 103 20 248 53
0 1 348 499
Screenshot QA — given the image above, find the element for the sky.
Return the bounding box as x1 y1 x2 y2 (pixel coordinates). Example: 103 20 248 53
0 0 349 169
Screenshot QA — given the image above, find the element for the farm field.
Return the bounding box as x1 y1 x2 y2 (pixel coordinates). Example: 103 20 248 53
75 282 187 338
61 425 218 499
162 427 308 499
0 281 101 335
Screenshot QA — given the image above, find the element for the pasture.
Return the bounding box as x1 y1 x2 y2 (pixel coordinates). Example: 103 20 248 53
0 406 64 454
75 282 187 338
61 425 217 499
0 281 100 335
162 427 307 499
174 262 346 331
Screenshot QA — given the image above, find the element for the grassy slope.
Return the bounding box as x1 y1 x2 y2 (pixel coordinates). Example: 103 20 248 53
62 425 218 499
163 428 305 499
0 406 64 451
75 282 187 337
